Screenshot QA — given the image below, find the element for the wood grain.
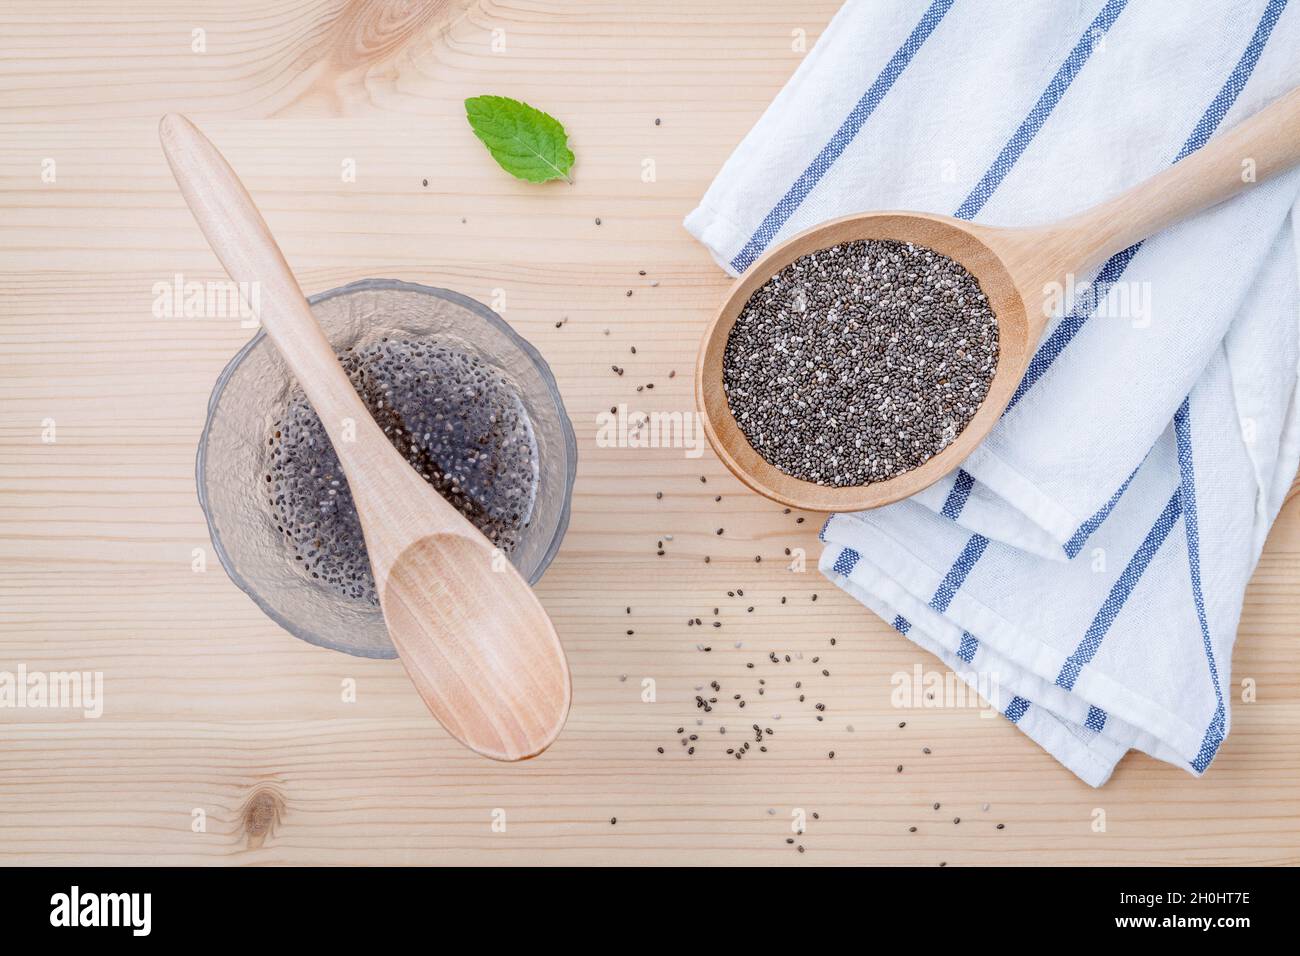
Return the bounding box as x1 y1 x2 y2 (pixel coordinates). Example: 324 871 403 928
1 0 1298 866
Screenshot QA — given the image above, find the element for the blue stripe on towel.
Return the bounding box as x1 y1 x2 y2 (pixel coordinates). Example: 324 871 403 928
1174 399 1227 772
892 615 912 635
957 631 979 663
831 546 861 576
1007 0 1288 412
1192 702 1226 773
1084 705 1108 732
953 0 1129 219
1005 696 1031 723
1173 0 1289 165
929 534 989 613
1056 490 1183 690
730 0 956 273
940 469 976 519
1063 463 1142 558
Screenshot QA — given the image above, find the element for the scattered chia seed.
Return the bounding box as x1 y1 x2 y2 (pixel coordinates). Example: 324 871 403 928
722 239 998 486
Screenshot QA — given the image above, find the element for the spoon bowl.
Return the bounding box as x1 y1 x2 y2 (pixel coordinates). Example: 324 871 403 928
382 533 570 761
698 86 1300 512
697 211 1034 512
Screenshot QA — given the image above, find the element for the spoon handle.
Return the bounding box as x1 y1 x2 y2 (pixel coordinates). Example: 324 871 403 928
159 114 384 455
1009 85 1300 295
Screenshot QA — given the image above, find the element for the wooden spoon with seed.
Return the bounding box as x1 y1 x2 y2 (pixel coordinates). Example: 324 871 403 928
160 114 570 761
698 86 1300 512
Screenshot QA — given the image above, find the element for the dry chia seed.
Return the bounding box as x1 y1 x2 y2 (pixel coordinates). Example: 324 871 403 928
722 239 998 486
267 338 536 605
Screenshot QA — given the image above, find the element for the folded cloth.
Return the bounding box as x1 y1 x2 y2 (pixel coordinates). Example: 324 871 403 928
685 0 1300 785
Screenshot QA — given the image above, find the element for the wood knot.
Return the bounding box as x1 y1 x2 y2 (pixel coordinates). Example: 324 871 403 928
240 785 285 848
326 0 455 71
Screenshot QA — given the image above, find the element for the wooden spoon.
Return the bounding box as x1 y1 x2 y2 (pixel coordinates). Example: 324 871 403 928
160 114 570 761
698 86 1300 513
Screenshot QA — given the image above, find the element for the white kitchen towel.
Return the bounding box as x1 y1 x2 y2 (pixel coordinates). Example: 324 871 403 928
685 0 1300 785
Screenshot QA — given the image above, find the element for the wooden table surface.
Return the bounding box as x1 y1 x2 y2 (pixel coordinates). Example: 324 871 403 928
2 0 1298 866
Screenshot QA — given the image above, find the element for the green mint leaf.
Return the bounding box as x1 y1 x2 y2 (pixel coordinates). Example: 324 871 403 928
464 95 575 184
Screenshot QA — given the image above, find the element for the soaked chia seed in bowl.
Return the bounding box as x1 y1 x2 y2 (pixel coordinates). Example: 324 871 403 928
267 337 537 605
722 239 998 487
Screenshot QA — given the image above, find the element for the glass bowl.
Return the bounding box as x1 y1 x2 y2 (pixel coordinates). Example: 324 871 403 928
196 278 576 659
